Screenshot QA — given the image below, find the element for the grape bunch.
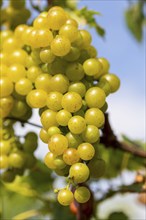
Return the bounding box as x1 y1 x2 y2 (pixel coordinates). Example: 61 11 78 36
0 6 120 206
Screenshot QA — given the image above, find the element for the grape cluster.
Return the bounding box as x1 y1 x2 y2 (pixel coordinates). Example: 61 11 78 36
0 6 120 205
0 124 37 182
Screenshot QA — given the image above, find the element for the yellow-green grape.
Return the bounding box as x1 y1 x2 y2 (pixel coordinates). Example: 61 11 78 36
0 140 11 155
68 116 86 134
9 49 28 66
25 154 36 169
77 143 95 161
59 24 78 42
0 155 9 169
88 158 106 178
9 151 25 168
35 74 52 93
100 73 120 93
100 102 108 113
65 63 85 81
61 92 82 113
0 64 8 77
48 126 61 137
0 30 13 44
51 35 71 56
8 64 26 83
63 46 80 62
66 132 82 148
48 134 68 156
39 128 49 143
2 37 22 51
41 109 58 130
65 18 78 27
39 11 48 17
33 16 50 29
47 58 67 75
0 77 14 98
85 87 106 108
56 109 72 126
26 89 47 108
97 80 112 96
15 78 33 96
29 29 53 48
47 7 67 30
57 189 73 206
80 30 92 48
40 48 55 63
25 56 36 68
46 92 63 111
54 156 66 169
1 169 16 182
11 100 28 118
85 108 105 128
86 45 97 58
55 165 70 176
0 52 9 65
0 96 14 118
81 125 100 144
50 74 69 94
74 186 91 203
63 148 80 165
22 26 33 45
14 24 27 41
98 57 110 75
44 151 56 169
83 58 102 77
68 82 86 98
27 66 42 83
69 162 90 183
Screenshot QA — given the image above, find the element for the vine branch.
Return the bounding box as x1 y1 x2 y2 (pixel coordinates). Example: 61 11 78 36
100 114 146 158
6 117 42 128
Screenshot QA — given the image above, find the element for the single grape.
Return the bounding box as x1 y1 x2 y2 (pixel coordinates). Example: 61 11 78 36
0 77 13 98
15 78 33 96
74 186 91 203
41 109 58 130
50 74 69 94
63 148 80 165
61 92 82 113
44 151 56 169
26 66 42 83
51 35 71 56
85 87 106 108
63 47 80 62
9 49 28 66
81 125 100 143
9 151 25 168
54 165 70 177
69 162 90 183
77 143 95 161
8 64 26 83
68 116 86 134
11 100 28 118
40 48 55 63
59 24 78 42
1 169 16 182
83 58 102 77
54 156 66 169
65 18 78 27
56 109 72 126
35 74 52 93
68 82 86 98
66 132 82 148
98 57 110 75
0 155 9 169
0 96 14 118
80 30 92 48
100 73 120 93
48 134 68 156
48 126 61 137
85 108 105 128
39 128 49 143
57 189 73 206
47 8 67 30
33 16 50 29
65 62 85 81
26 89 47 108
46 91 63 111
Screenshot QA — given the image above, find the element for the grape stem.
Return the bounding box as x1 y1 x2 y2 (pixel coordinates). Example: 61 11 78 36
100 114 146 158
6 117 42 128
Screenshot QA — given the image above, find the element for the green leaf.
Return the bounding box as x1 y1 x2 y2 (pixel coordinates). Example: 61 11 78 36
108 211 129 220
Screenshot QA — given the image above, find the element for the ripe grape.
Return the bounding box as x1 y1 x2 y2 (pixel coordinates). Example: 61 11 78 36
26 89 47 108
63 148 80 165
41 109 58 130
74 186 91 203
81 125 100 143
77 143 95 161
15 78 33 96
61 92 82 113
85 108 105 128
39 128 49 143
48 134 68 156
46 92 63 111
68 116 86 134
85 87 106 108
69 162 90 183
100 73 120 93
0 77 14 98
56 109 72 126
0 155 9 169
51 35 71 56
57 189 73 206
83 58 102 77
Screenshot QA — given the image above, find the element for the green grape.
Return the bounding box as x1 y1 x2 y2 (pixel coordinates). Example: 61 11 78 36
25 154 36 169
81 125 100 143
63 148 80 165
47 58 67 75
85 87 106 108
25 55 36 68
29 29 53 48
35 74 52 93
8 64 26 83
100 73 120 93
26 89 47 108
61 92 82 113
65 18 78 27
47 7 67 30
23 138 37 154
0 96 14 118
9 49 28 66
56 109 72 126
48 134 68 156
40 48 55 63
1 169 16 182
44 152 56 169
0 155 9 169
80 30 92 48
51 35 71 56
66 132 82 148
68 116 86 134
54 165 70 176
15 78 33 96
74 186 91 203
0 140 11 155
33 16 50 29
46 92 63 111
98 57 110 75
11 100 28 118
39 128 49 143
83 58 102 77
63 47 80 62
14 24 27 41
65 62 85 82
0 77 14 98
31 49 42 65
57 189 73 206
77 143 95 161
69 162 89 183
50 74 69 94
97 80 112 96
41 109 58 130
59 24 78 42
26 66 42 83
54 156 66 169
88 158 106 178
48 126 61 137
68 82 86 98
85 108 105 128
9 151 25 168
86 45 97 58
